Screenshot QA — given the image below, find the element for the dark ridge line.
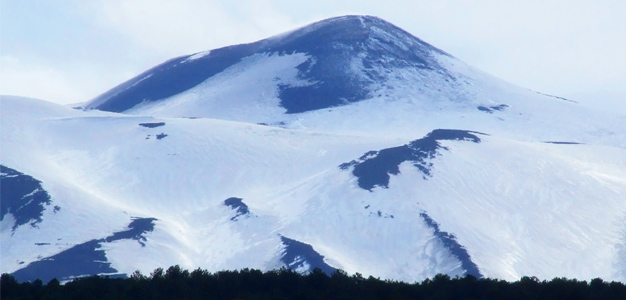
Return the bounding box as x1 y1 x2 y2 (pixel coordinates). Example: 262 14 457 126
89 45 254 112
542 141 583 145
535 91 578 103
420 212 482 278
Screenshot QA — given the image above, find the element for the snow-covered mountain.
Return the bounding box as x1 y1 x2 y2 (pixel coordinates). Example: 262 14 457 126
2 15 626 283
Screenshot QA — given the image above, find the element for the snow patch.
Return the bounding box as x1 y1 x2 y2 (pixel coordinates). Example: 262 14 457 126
182 50 211 63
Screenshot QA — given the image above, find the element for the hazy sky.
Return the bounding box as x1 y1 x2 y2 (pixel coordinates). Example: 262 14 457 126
1 0 625 113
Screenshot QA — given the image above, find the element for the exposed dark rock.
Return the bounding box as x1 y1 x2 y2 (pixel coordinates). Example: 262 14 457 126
11 217 157 283
280 236 336 275
138 122 166 128
420 212 482 278
1 165 53 233
224 197 250 221
477 104 509 113
477 106 492 113
340 129 483 191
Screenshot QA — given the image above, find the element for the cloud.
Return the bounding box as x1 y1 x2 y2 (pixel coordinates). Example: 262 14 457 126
0 0 307 105
0 55 134 105
0 55 82 104
88 0 298 59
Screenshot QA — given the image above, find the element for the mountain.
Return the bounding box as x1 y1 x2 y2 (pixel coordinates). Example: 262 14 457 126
82 16 624 148
2 15 626 284
86 15 447 115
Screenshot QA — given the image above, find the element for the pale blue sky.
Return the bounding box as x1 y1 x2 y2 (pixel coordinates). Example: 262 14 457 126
1 0 625 113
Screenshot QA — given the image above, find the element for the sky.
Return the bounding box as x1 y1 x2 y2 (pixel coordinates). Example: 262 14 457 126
1 0 625 113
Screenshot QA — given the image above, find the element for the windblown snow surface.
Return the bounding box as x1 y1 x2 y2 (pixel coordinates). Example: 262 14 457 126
2 15 626 283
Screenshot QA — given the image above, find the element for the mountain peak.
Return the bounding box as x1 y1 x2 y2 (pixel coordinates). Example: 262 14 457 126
273 15 436 45
261 14 448 64
85 15 450 114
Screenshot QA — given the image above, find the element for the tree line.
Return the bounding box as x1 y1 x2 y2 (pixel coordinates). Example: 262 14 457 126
2 266 625 300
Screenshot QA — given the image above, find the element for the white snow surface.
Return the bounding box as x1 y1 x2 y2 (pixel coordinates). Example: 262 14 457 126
182 50 211 63
2 20 626 281
2 92 626 282
118 49 626 150
126 53 312 122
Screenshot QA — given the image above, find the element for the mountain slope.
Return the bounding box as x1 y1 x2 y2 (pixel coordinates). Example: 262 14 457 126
84 16 625 149
85 16 447 115
3 95 625 282
2 15 626 283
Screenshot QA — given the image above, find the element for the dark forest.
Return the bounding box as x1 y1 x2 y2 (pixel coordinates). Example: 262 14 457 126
3 266 626 300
